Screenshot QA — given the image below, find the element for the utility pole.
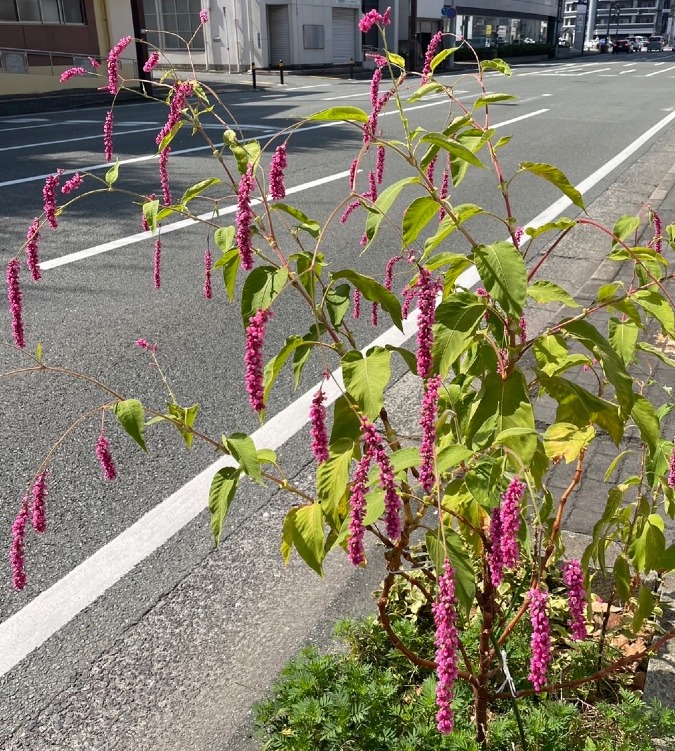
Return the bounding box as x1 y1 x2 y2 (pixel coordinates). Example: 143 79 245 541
408 0 417 71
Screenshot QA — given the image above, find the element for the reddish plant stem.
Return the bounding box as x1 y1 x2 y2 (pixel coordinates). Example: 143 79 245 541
475 557 497 745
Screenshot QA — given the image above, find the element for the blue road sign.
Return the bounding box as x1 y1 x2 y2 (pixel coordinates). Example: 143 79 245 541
441 6 457 17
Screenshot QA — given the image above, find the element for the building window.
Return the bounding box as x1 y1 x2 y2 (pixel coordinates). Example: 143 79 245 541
0 0 85 23
143 0 205 51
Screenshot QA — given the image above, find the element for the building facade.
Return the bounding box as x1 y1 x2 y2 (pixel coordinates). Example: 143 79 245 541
0 0 563 97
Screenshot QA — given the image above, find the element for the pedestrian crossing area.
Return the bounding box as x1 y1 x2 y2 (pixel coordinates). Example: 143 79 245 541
515 59 675 79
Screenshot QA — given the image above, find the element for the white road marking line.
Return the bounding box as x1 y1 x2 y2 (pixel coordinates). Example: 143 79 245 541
2 106 672 677
4 100 662 677
0 126 159 154
619 69 636 74
645 65 675 76
3 117 49 124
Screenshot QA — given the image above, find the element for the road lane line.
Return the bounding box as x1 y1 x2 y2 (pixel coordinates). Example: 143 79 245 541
645 65 675 76
0 107 672 677
0 126 160 154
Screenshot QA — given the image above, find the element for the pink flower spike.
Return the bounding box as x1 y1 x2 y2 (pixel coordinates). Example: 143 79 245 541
500 475 526 570
6 259 25 348
134 338 158 353
159 147 171 205
245 308 273 413
25 217 41 281
60 67 86 83
376 145 385 184
153 237 162 288
668 440 675 489
371 301 379 327
433 558 459 734
654 211 663 254
203 249 213 300
104 110 114 162
514 225 524 249
143 51 160 73
422 31 443 84
359 418 401 540
43 173 61 229
348 157 358 190
359 9 383 33
10 497 30 591
419 375 441 494
88 57 100 69
310 387 329 464
348 451 371 565
61 173 83 195
96 432 117 481
416 267 441 378
340 200 360 224
384 254 402 291
236 164 256 271
107 35 133 95
562 559 587 641
268 143 287 200
426 154 437 184
528 587 552 691
382 6 391 25
199 9 209 23
31 472 48 534
352 288 361 319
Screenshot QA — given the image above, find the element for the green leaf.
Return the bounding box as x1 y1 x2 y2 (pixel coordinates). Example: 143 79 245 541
613 553 632 602
537 372 624 445
409 81 445 102
563 319 635 418
597 281 623 304
630 394 660 457
423 205 484 255
341 347 391 420
608 317 638 365
270 203 320 238
316 446 353 531
436 444 473 475
386 51 406 68
657 544 675 572
520 161 584 210
524 218 577 241
290 250 323 298
214 226 236 252
263 335 305 404
225 432 262 483
613 214 640 243
480 58 512 76
402 196 440 246
166 402 199 449
158 120 183 153
543 422 595 463
527 280 579 308
637 341 675 369
142 199 159 233
467 371 537 465
430 47 459 71
292 324 324 388
208 467 239 545
216 248 240 302
629 514 666 573
419 132 485 169
307 106 369 123
331 269 403 331
285 504 326 576
180 177 220 205
473 241 527 318
105 159 119 187
473 92 517 108
432 294 485 377
632 584 656 632
364 177 418 247
228 138 260 174
604 449 633 482
426 530 476 616
114 399 147 452
330 394 361 447
385 345 417 374
257 448 277 465
240 266 288 324
325 284 350 328
633 289 675 337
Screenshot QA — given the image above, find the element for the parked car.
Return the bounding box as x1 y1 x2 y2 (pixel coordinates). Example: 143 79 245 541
612 38 632 53
634 35 646 50
626 37 639 51
647 35 664 51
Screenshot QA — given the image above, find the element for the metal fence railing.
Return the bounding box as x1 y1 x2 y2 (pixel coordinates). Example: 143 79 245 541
0 47 137 79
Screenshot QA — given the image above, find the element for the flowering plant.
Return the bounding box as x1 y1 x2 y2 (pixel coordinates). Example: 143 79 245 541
6 9 675 748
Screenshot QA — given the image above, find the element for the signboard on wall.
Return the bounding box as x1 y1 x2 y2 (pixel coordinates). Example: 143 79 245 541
333 0 360 7
574 4 587 49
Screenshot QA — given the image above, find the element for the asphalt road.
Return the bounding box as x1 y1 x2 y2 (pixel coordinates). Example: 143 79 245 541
1 51 675 748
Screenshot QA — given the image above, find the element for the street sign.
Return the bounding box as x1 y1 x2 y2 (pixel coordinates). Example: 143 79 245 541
441 6 457 17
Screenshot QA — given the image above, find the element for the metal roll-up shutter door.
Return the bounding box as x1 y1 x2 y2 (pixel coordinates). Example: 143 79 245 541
268 5 291 66
332 8 356 63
